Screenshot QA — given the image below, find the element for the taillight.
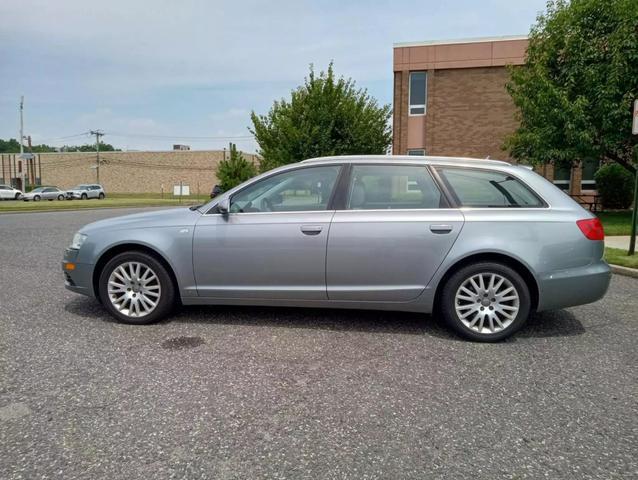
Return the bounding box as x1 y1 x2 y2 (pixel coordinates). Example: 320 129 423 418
576 218 604 241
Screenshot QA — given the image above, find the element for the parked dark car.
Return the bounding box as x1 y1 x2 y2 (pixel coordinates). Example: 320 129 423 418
210 185 223 199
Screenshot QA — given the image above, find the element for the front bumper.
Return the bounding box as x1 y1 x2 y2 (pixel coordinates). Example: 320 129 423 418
62 248 95 297
537 260 611 311
66 192 83 199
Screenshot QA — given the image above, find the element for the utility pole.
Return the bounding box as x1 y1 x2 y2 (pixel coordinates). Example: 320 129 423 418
90 130 104 184
629 100 638 256
19 96 24 155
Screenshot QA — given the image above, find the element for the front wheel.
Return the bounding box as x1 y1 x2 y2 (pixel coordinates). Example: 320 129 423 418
81 193 88 200
98 252 175 325
57 194 65 201
33 195 41 201
14 192 21 200
440 262 531 342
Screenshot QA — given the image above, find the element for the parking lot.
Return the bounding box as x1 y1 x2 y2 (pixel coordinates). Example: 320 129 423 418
0 207 636 479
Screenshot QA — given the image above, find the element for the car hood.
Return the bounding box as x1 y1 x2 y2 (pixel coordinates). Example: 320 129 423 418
80 207 201 234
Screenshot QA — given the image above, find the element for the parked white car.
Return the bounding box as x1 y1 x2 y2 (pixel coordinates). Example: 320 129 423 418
0 184 23 200
66 184 106 200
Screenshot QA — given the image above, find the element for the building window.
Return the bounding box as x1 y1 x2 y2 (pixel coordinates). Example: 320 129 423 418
581 158 599 191
553 164 571 191
409 71 427 115
407 149 425 156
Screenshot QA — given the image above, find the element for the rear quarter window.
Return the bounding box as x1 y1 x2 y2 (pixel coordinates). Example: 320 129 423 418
437 167 545 208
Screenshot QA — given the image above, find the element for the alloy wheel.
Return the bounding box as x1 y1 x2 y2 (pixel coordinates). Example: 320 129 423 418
107 261 161 318
454 272 520 335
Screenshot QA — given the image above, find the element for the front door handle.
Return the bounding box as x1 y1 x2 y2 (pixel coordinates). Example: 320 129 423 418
430 224 453 234
301 225 323 236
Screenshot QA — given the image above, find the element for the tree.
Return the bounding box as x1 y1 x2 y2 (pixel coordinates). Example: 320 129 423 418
250 63 392 172
61 143 119 152
0 138 22 153
216 143 258 191
504 0 638 174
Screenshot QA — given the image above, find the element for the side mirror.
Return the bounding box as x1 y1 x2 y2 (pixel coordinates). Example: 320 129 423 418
217 197 230 215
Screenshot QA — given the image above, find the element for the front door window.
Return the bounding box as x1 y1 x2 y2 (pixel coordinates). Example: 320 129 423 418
230 165 341 213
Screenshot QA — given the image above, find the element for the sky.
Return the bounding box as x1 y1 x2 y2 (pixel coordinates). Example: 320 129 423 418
0 0 548 153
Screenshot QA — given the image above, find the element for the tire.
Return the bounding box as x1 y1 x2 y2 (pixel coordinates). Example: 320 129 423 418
440 262 531 342
14 193 20 200
98 251 175 325
81 193 88 200
57 194 64 201
33 195 41 201
98 193 105 200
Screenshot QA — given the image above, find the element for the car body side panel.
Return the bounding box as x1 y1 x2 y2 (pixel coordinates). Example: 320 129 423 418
74 208 201 298
326 209 464 302
193 211 334 300
420 208 610 312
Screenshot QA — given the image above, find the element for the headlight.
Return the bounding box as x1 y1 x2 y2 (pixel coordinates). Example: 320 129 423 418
70 232 87 250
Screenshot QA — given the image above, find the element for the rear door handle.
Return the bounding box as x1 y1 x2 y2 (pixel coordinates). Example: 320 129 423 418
430 224 453 234
300 225 323 236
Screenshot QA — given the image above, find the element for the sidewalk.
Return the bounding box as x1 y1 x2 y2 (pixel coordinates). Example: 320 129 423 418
605 236 637 249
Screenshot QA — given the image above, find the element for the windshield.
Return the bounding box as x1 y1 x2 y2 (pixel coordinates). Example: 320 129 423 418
71 185 89 190
30 187 45 193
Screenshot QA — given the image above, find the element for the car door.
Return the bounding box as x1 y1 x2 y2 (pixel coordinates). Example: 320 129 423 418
193 164 343 300
42 188 56 200
90 186 99 198
0 186 8 199
326 164 464 302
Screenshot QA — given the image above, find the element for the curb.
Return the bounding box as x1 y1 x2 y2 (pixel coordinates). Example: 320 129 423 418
0 205 190 215
610 264 638 279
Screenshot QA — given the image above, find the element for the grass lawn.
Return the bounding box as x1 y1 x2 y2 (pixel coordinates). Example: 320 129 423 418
597 211 633 236
605 247 638 269
0 195 210 213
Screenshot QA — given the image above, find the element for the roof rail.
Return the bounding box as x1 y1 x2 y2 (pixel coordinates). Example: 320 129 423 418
300 155 511 166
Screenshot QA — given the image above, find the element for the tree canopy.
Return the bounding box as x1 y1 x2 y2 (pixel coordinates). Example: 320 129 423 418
250 63 392 172
215 143 258 191
505 0 638 173
0 138 119 153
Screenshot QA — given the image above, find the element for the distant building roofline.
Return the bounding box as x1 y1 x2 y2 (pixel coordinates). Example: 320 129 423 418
393 35 528 49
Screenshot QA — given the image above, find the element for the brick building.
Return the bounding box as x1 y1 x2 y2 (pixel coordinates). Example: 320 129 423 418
0 150 259 194
392 36 597 199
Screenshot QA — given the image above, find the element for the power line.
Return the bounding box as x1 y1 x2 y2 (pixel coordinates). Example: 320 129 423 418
106 132 254 140
34 132 92 142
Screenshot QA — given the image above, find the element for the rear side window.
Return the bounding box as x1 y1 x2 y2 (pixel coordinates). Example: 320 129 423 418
347 165 444 210
437 167 544 208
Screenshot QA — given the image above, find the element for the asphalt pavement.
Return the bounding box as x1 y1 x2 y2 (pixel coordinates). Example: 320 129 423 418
0 208 636 480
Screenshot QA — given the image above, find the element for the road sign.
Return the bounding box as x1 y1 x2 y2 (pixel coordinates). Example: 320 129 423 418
633 99 638 135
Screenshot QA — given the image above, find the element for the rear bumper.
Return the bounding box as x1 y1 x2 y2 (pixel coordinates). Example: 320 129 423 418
62 248 95 297
537 260 611 311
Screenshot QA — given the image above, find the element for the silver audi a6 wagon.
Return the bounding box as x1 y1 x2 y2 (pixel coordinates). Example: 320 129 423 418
62 156 610 341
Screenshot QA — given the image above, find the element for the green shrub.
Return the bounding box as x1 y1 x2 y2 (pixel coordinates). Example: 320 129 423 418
216 144 258 192
594 163 634 209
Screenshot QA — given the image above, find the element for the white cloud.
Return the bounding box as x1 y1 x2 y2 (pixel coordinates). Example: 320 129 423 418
0 0 547 150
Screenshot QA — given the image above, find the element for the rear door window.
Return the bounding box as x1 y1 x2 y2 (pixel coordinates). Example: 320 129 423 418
436 167 544 208
346 165 445 210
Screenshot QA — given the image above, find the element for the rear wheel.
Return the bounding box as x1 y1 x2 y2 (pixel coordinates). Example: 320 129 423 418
98 192 105 200
98 251 175 325
440 262 531 342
